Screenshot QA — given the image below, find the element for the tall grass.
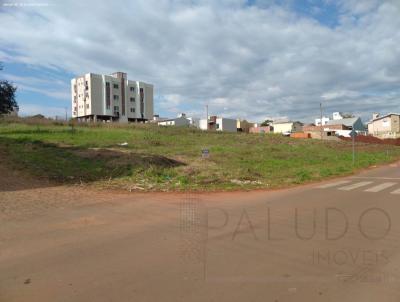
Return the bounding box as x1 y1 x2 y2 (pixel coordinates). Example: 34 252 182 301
1 119 400 191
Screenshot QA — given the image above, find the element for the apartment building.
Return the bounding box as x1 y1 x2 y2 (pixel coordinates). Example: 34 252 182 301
71 72 153 122
368 113 400 138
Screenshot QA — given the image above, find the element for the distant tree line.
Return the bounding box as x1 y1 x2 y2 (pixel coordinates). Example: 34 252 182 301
261 119 273 126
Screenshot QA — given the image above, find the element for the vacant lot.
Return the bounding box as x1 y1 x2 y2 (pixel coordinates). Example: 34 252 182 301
1 118 400 191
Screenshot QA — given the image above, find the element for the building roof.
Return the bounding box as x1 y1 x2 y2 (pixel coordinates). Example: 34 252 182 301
326 117 360 127
368 113 400 124
304 124 349 131
158 116 188 122
273 121 303 125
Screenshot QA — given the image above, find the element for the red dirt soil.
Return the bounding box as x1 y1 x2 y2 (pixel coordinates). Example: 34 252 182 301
339 135 400 145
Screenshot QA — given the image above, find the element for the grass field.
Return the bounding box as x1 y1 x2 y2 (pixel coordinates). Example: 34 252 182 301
1 117 400 191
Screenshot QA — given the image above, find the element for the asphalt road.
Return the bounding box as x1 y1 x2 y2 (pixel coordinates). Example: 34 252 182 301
1 162 400 301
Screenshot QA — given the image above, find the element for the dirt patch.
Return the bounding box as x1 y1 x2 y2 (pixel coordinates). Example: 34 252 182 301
340 135 400 146
72 147 185 168
0 148 54 192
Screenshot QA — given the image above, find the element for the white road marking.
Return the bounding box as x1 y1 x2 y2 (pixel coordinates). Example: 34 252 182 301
391 188 400 195
338 181 374 191
317 180 352 189
351 177 400 180
364 182 397 193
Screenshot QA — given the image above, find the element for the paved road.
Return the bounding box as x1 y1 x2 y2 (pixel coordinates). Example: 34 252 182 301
1 162 400 301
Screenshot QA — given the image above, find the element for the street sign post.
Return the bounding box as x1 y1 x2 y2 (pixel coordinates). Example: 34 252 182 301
201 149 210 159
350 130 357 165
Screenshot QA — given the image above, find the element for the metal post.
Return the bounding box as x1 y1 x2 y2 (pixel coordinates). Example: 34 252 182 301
206 104 209 130
352 131 355 165
320 102 323 140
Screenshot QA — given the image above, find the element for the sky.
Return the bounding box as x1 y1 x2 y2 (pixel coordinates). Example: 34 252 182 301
0 0 399 123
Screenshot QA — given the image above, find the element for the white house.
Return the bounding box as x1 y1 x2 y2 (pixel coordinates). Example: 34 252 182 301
326 117 365 131
313 112 365 137
315 116 330 126
198 116 237 132
157 113 190 127
273 121 303 134
215 117 237 132
316 112 344 126
332 112 344 120
198 119 209 130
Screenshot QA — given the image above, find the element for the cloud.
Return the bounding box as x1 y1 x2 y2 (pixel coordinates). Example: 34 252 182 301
321 90 361 100
157 94 183 114
0 0 400 122
336 0 381 15
2 73 70 100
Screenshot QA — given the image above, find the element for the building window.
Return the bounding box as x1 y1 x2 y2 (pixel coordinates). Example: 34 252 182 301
130 108 135 113
130 97 135 102
113 83 119 89
130 87 135 92
106 82 111 109
114 106 119 111
113 95 119 100
86 104 89 109
140 88 144 116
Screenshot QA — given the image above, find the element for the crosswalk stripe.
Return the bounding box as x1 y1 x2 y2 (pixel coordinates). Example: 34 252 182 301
351 177 400 180
364 182 397 192
391 188 400 195
317 180 352 189
338 181 373 191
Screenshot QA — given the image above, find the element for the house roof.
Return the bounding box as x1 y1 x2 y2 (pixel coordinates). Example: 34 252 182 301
368 113 400 124
158 116 188 122
273 121 303 125
158 118 178 122
326 117 360 127
273 121 291 124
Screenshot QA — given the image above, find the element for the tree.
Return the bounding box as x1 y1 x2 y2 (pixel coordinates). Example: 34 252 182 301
261 119 273 127
0 63 18 115
341 113 355 119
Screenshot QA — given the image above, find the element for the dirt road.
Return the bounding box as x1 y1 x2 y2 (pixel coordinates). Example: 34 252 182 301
1 162 400 301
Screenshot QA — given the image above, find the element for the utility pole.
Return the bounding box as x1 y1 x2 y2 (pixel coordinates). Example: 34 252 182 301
352 132 355 165
320 102 323 140
65 107 68 121
205 104 209 130
350 129 357 166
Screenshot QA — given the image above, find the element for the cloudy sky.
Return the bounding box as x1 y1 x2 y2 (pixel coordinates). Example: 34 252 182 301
0 0 399 122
